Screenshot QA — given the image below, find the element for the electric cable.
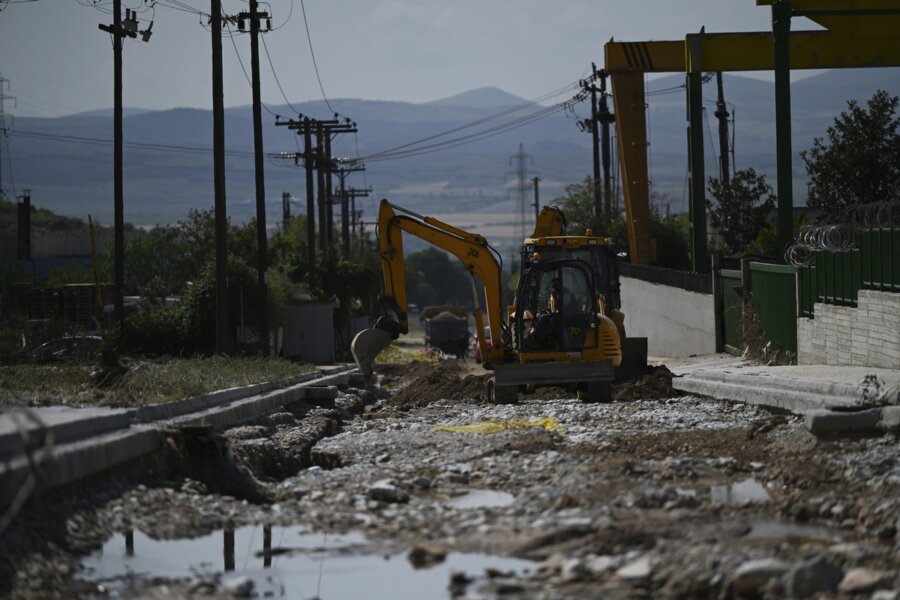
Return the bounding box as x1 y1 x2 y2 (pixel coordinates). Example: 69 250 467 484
11 128 257 157
225 21 280 118
299 0 335 115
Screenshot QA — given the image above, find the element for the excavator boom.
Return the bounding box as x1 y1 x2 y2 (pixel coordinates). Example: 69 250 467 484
351 200 508 380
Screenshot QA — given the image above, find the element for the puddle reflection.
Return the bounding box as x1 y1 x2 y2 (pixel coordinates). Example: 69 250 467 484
710 478 769 505
445 489 515 509
81 526 532 599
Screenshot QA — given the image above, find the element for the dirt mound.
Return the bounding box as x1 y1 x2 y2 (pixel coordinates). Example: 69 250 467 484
614 365 677 402
380 361 488 410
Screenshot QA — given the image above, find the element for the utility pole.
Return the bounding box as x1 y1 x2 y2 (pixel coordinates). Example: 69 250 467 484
17 189 31 261
211 0 229 354
0 75 14 203
578 66 602 220
598 69 615 217
237 0 271 355
332 162 365 256
315 122 327 253
282 191 293 229
346 186 372 249
715 72 731 185
303 122 316 288
532 176 541 222
323 133 334 253
99 3 150 326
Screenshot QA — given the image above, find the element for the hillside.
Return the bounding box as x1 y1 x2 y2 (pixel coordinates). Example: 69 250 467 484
4 68 899 234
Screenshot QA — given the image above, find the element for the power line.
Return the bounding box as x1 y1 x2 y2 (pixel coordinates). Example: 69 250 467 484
299 0 335 115
363 81 581 162
260 31 300 115
363 94 583 163
10 128 258 157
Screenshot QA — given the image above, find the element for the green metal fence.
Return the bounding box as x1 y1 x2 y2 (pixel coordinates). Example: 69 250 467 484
749 262 798 353
859 228 900 292
719 269 743 352
799 228 899 317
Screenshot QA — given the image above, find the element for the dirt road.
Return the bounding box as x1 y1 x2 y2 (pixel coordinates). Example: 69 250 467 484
2 358 898 599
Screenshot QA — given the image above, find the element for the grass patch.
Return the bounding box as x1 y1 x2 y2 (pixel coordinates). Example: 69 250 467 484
0 356 315 408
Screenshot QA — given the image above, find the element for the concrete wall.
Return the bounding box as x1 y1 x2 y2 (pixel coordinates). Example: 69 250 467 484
620 276 716 358
797 290 900 368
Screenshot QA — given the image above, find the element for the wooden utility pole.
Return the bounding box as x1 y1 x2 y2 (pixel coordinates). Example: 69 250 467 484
303 122 316 288
99 3 149 325
598 69 615 217
239 0 271 355
333 162 365 256
211 0 229 354
715 72 731 185
532 176 541 222
315 122 327 253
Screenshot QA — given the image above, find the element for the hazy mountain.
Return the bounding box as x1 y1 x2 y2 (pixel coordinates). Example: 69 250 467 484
428 87 532 108
5 68 899 232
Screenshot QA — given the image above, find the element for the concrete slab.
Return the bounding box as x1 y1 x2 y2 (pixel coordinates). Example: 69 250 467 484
0 406 131 459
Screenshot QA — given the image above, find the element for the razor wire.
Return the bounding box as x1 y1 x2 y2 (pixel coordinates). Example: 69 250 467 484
0 407 54 535
785 199 900 266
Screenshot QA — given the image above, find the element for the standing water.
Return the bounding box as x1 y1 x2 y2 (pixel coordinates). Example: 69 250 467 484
80 525 533 599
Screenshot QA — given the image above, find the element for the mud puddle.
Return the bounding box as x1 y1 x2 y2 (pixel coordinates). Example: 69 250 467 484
445 489 516 509
710 478 770 505
81 525 533 599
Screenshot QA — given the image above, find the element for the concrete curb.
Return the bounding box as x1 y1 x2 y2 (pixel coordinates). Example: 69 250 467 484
0 365 357 510
0 408 131 458
682 369 864 400
672 375 862 414
674 370 900 435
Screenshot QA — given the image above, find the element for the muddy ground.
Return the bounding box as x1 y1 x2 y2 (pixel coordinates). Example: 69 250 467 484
1 358 898 599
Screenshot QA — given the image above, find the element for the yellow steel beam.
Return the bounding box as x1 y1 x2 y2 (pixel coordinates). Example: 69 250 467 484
757 0 900 41
605 40 685 72
609 72 653 264
686 30 900 72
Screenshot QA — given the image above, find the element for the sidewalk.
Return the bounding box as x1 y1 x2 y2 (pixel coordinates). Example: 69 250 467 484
664 353 900 434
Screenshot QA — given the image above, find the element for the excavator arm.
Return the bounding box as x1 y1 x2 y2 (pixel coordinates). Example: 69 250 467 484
351 199 509 380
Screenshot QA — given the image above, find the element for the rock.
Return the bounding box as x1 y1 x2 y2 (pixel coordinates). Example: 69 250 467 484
561 557 589 582
616 555 652 580
368 479 409 504
838 568 895 594
222 575 255 598
731 559 791 597
872 592 898 600
407 543 446 569
784 555 842 597
586 554 619 574
375 452 391 463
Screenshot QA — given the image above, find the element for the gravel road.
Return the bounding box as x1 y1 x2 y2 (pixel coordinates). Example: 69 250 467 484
2 358 898 599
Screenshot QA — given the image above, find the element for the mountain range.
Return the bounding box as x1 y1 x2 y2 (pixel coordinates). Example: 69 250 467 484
4 68 899 231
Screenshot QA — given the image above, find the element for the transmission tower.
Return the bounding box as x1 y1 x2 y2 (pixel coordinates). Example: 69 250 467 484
507 143 536 269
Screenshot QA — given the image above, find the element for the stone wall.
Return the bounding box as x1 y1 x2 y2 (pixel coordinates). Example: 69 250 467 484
619 276 717 358
797 290 900 368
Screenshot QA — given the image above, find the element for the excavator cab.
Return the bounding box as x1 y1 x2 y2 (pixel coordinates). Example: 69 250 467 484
513 259 598 354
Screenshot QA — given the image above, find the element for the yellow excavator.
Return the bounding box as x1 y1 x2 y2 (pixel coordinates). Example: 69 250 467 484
352 199 644 404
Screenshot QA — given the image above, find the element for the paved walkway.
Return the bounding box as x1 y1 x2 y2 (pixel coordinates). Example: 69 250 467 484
664 353 900 434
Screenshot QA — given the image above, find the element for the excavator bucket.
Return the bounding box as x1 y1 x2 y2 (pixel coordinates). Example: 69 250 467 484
351 327 393 383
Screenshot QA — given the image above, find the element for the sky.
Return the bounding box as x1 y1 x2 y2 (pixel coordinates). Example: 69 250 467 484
0 0 823 118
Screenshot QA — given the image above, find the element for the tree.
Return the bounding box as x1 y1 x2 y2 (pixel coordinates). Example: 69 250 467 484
801 90 900 218
550 177 691 269
707 168 776 255
405 248 471 308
